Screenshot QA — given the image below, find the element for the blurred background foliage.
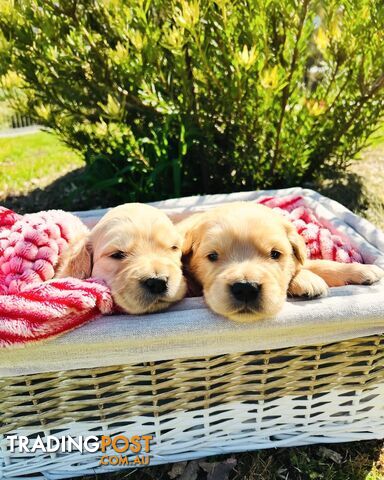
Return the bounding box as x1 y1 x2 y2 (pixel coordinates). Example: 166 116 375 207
0 0 383 202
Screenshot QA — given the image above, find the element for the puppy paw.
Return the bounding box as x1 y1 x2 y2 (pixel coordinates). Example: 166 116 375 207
288 269 329 299
344 263 384 286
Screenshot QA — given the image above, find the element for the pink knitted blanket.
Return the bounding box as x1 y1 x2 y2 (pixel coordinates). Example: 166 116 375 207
0 195 362 348
257 195 362 263
0 207 113 347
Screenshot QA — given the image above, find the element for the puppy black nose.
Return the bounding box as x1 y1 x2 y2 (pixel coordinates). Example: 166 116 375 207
143 277 168 295
230 282 260 303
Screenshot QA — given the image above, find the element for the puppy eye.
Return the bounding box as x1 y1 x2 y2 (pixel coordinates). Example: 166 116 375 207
171 245 179 251
270 249 281 260
207 252 219 262
110 251 126 260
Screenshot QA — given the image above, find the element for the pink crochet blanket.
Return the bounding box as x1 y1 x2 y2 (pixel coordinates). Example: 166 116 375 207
0 195 362 348
0 207 113 347
257 195 362 263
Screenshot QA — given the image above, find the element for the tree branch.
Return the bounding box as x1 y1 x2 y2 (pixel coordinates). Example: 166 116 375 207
270 0 311 176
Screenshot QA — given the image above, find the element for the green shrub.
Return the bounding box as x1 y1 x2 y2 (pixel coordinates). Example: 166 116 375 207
1 0 383 201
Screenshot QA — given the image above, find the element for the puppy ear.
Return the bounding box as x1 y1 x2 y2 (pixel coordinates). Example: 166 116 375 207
176 212 205 256
285 221 307 265
182 229 196 256
176 213 206 297
56 235 93 279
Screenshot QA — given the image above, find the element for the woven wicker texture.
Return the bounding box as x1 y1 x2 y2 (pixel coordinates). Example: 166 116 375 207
2 334 383 434
1 335 384 478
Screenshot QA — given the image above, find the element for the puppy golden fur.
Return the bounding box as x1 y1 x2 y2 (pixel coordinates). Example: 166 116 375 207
177 202 384 322
57 203 186 314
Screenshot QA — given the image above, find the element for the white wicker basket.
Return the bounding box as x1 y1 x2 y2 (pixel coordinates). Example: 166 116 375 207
1 188 384 479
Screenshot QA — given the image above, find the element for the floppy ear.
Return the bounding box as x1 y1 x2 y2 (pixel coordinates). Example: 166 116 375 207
285 220 307 265
176 213 207 297
56 235 93 279
176 212 206 256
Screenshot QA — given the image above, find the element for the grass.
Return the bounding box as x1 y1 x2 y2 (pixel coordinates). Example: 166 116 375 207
80 442 384 479
0 130 83 199
0 131 384 479
0 130 130 212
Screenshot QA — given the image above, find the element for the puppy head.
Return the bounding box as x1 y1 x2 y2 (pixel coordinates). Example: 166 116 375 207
59 203 186 314
180 202 306 322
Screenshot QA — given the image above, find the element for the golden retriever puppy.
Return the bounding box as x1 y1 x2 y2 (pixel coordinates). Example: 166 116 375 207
177 202 384 322
57 203 187 314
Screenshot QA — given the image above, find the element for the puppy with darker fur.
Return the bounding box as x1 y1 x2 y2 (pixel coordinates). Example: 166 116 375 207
57 203 186 314
177 202 384 322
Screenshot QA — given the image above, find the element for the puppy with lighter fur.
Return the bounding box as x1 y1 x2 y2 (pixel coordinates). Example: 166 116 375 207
57 203 187 314
177 202 384 322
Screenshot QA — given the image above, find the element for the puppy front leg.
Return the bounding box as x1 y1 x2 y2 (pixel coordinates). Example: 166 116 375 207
288 269 329 298
303 259 384 287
